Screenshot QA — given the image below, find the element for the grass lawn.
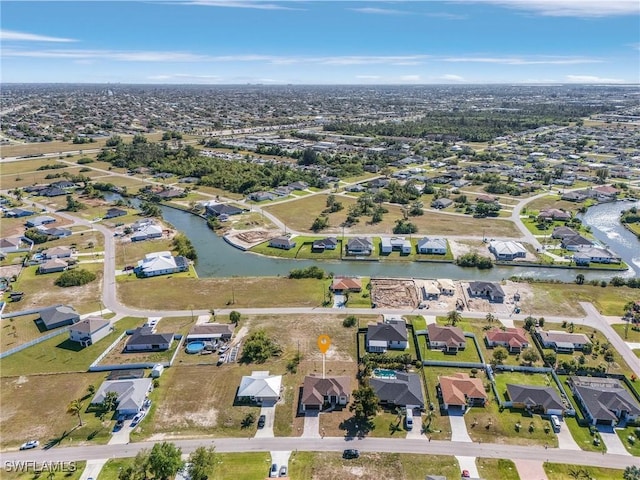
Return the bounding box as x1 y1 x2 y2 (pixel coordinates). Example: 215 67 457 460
616 426 640 456
408 315 427 331
0 371 114 449
543 463 624 480
635 349 640 358
0 317 143 376
522 283 640 317
611 323 640 342
212 453 272 480
117 276 324 309
264 194 356 234
288 452 459 480
477 458 520 480
525 195 587 213
1 313 46 352
493 371 562 402
1 462 86 480
0 158 69 175
115 237 175 269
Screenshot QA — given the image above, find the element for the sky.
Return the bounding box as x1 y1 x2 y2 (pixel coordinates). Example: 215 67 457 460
1 0 639 84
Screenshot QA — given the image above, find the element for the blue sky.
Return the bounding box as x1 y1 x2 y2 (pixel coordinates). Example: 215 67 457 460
2 1 639 84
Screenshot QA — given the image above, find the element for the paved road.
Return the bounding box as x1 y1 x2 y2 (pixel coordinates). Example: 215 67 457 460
1 437 636 469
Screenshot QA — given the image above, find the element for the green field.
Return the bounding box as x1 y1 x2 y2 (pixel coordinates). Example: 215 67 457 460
477 458 520 480
544 463 624 480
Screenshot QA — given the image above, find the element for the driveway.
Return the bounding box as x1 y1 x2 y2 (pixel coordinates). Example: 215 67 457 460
598 426 630 456
302 410 321 438
514 459 548 480
406 411 424 439
455 456 479 478
270 451 291 477
254 401 276 438
555 419 580 450
79 459 108 480
333 294 346 308
448 411 472 443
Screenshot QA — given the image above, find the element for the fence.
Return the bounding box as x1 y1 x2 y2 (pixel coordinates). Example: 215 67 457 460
0 326 70 359
89 333 184 372
89 331 127 369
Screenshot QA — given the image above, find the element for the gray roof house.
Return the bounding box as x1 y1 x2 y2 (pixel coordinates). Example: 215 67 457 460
537 330 589 353
237 371 282 405
561 234 593 251
300 375 351 411
186 323 234 342
69 317 112 347
269 236 296 250
91 378 153 416
346 237 373 256
426 323 466 353
38 258 68 274
468 281 505 303
205 203 244 217
312 237 338 251
366 319 408 353
38 305 80 330
370 372 425 409
26 215 57 228
125 327 175 352
42 246 73 259
431 198 453 209
569 376 640 426
417 237 447 255
506 384 565 415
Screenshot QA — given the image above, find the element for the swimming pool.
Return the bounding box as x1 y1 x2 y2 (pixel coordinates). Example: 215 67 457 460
373 368 397 379
185 341 205 354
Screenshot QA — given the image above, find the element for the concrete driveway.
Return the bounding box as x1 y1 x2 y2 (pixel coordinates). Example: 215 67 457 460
514 459 548 480
448 411 472 443
598 426 630 456
302 410 321 438
108 419 132 445
555 419 580 450
333 294 346 308
456 456 479 478
270 451 291 477
254 401 276 438
79 459 108 480
406 411 424 439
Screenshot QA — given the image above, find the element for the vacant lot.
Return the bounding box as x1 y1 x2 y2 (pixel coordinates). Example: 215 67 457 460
0 372 111 449
116 237 175 268
477 458 520 480
543 463 624 480
288 452 459 480
117 276 324 309
525 195 585 213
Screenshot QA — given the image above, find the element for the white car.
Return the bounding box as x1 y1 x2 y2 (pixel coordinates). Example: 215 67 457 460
20 440 39 450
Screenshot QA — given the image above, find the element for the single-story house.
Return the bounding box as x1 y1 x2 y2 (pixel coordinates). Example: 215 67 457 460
330 277 362 293
248 191 275 202
417 237 447 255
506 384 565 415
289 181 309 191
569 376 640 426
561 191 589 202
42 246 73 259
536 330 589 353
366 319 408 353
381 237 412 254
186 323 234 342
561 234 593 251
437 279 455 296
489 240 527 261
50 180 76 190
370 372 425 409
0 237 24 253
476 194 497 203
39 187 66 197
237 371 282 404
420 280 441 300
431 198 453 209
125 327 175 352
205 203 244 217
485 327 529 353
426 323 466 353
312 237 338 251
25 215 57 228
346 237 373 256
42 227 72 238
69 317 112 347
269 236 296 250
38 305 80 330
131 224 163 242
135 251 189 277
573 247 621 265
552 226 578 239
468 281 505 303
539 208 572 221
91 378 153 416
38 258 68 274
438 373 487 410
104 208 127 219
5 208 35 218
300 375 351 411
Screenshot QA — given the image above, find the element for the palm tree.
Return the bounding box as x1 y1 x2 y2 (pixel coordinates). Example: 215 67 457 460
67 399 84 426
485 313 495 323
447 310 462 326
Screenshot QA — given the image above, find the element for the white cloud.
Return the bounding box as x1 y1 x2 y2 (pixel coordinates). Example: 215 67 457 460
439 74 464 81
180 1 301 10
349 7 409 15
468 0 639 17
0 29 76 43
356 75 382 79
441 56 602 65
2 49 209 62
565 75 626 83
148 73 221 81
399 74 421 82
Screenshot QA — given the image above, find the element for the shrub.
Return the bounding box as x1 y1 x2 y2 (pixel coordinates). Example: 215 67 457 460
343 315 358 328
55 269 97 287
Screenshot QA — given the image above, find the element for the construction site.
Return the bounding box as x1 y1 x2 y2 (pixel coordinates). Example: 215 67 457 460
370 278 420 309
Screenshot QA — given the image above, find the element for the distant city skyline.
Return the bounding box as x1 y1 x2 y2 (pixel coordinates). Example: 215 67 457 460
2 0 639 84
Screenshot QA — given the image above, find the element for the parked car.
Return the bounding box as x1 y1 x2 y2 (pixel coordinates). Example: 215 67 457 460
113 419 124 431
342 449 359 459
257 415 266 429
269 463 279 478
218 344 229 354
462 470 470 478
279 465 287 477
217 354 226 365
20 440 39 450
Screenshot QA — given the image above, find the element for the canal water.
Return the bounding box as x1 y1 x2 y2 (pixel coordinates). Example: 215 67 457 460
126 196 638 281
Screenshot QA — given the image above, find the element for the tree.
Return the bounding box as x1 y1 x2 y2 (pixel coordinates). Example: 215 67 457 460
188 446 217 480
65 194 85 212
87 384 96 397
311 215 329 231
148 442 184 480
624 465 640 480
102 391 119 413
350 385 379 419
575 273 585 285
491 346 508 365
229 311 241 325
140 201 162 217
55 269 97 287
343 315 357 328
67 399 84 426
446 310 462 326
485 313 495 323
241 330 282 363
543 352 557 367
521 347 540 365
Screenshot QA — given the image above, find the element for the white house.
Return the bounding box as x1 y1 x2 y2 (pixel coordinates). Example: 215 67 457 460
131 224 163 242
237 371 282 404
68 317 112 347
135 251 189 277
489 240 527 261
91 378 153 416
42 246 73 259
380 237 412 254
417 237 447 255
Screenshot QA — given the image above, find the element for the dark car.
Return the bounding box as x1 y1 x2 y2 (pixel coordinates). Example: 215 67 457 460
257 415 266 428
342 449 359 459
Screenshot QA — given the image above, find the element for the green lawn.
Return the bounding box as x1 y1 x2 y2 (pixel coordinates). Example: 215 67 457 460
611 323 640 342
477 458 520 480
288 452 459 480
493 371 561 402
616 426 640 456
544 463 624 480
0 316 144 376
250 236 343 260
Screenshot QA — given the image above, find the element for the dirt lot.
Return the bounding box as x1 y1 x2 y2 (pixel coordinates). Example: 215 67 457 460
448 239 488 258
224 229 278 249
371 278 419 309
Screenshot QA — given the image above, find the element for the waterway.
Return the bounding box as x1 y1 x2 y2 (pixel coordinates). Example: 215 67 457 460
129 197 638 282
